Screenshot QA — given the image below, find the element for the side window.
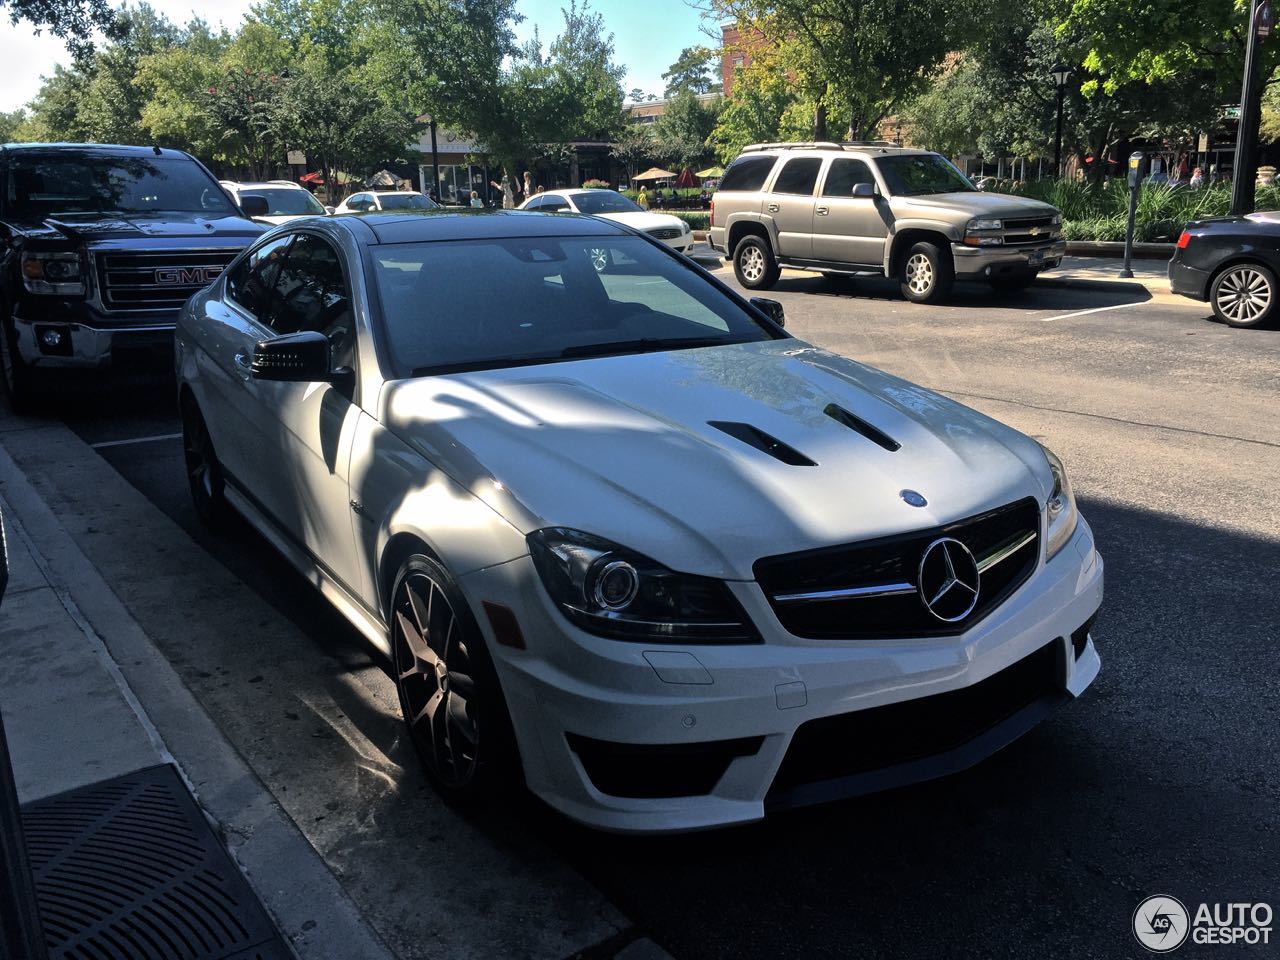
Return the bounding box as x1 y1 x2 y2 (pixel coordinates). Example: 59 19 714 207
719 156 776 192
542 198 570 212
771 158 822 196
524 196 544 210
822 159 876 197
226 235 293 320
347 194 368 211
268 234 356 371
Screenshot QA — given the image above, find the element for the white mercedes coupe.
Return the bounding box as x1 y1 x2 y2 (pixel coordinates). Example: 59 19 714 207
175 210 1103 832
517 189 694 257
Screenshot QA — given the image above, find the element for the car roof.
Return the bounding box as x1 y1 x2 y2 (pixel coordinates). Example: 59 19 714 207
369 190 425 196
1 142 195 160
224 180 307 190
346 209 629 244
738 142 935 159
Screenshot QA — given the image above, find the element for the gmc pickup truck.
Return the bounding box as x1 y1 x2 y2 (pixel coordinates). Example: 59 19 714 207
1 143 266 409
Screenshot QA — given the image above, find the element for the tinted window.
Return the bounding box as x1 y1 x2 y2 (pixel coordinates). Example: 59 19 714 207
370 235 780 377
346 195 370 210
226 235 293 319
771 158 822 196
571 192 642 214
822 159 876 197
378 193 437 210
876 154 974 196
541 198 570 212
719 156 776 192
250 188 325 216
268 234 356 370
5 154 235 217
523 196 545 210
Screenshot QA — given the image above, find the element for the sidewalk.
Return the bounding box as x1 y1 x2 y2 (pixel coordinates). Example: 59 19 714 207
0 441 395 960
1041 255 1171 296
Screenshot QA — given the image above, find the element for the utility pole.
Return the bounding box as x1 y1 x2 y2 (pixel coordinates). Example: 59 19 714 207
429 118 440 204
1232 0 1273 215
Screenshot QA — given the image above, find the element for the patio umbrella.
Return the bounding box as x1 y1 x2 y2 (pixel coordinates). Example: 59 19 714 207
367 169 400 188
675 167 697 188
632 167 678 181
695 165 724 178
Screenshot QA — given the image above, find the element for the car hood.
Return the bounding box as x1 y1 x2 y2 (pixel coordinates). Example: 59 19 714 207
8 211 264 242
897 192 1059 220
593 211 687 232
381 340 1053 579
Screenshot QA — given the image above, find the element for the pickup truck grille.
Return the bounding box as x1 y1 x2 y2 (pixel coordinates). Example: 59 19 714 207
1002 216 1058 246
754 498 1040 640
646 227 684 240
97 250 239 312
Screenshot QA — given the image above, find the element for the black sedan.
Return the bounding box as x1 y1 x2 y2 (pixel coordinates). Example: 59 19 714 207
1169 212 1280 328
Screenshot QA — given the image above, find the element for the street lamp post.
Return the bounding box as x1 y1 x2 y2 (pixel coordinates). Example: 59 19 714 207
428 118 440 203
1051 63 1071 179
1231 0 1273 215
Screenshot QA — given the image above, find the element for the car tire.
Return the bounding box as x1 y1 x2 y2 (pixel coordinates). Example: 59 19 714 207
1 315 37 415
1210 261 1278 328
733 235 780 290
899 241 954 304
389 554 518 804
181 398 229 525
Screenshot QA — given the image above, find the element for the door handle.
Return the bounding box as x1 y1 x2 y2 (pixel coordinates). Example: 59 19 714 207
234 352 252 380
816 206 830 216
767 203 780 213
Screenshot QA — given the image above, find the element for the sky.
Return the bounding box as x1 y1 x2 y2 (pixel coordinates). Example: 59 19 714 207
0 0 711 113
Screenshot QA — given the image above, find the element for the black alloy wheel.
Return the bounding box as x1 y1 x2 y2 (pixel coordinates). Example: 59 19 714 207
181 400 227 525
391 556 512 801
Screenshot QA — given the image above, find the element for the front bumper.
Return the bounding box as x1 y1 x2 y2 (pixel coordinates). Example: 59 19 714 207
657 234 694 254
11 296 177 368
951 240 1067 279
460 517 1104 833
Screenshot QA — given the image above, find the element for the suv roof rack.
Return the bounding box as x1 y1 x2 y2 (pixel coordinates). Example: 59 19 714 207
840 140 900 148
741 142 847 153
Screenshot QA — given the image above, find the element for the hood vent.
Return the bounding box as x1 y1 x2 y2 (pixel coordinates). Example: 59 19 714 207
708 421 817 466
823 403 900 452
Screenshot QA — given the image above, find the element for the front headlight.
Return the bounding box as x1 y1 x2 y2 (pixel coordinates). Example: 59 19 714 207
681 220 691 234
1051 213 1063 225
1041 445 1078 560
21 251 87 295
527 528 759 643
968 218 1002 231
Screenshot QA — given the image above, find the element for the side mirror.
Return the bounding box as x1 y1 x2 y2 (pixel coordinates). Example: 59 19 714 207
324 205 335 215
852 182 876 198
252 331 334 382
750 296 785 328
240 194 270 218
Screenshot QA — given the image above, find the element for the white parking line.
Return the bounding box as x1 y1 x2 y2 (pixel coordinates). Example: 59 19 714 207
90 433 182 450
1036 302 1136 323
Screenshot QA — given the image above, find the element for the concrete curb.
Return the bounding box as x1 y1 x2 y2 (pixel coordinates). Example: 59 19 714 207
0 435 397 960
1065 240 1175 259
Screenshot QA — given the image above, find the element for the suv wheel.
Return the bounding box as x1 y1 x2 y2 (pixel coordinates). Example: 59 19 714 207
900 241 954 304
1210 262 1277 328
734 235 780 290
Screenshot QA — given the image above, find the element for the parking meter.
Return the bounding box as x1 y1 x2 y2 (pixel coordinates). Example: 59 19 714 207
1121 151 1146 277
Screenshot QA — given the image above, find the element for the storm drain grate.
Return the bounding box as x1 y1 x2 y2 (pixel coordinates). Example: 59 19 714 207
20 763 292 960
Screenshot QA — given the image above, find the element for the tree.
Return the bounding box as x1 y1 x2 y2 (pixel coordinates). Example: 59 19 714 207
627 87 648 103
1 0 123 58
653 89 720 168
611 122 653 179
0 109 27 142
663 46 717 97
710 50 807 162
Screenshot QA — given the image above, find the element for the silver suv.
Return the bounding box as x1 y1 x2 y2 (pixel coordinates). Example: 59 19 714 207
708 143 1065 303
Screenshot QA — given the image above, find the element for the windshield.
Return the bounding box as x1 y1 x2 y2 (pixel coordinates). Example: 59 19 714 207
379 193 438 210
5 155 236 217
570 191 643 215
372 235 780 376
876 154 975 196
248 187 325 216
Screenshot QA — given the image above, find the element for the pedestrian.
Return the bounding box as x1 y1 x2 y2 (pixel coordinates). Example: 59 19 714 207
637 185 649 210
490 172 516 209
523 171 533 201
469 190 483 208
1190 166 1204 188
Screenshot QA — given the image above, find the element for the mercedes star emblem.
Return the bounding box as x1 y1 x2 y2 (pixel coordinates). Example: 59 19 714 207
917 537 981 622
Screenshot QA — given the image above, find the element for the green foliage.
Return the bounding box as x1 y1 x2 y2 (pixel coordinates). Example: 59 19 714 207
0 109 26 142
1 0 124 58
582 178 610 188
711 50 805 162
672 211 709 230
611 122 654 177
663 46 717 97
653 90 720 169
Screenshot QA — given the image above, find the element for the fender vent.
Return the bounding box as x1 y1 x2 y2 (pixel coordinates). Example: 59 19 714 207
708 421 817 466
824 403 900 451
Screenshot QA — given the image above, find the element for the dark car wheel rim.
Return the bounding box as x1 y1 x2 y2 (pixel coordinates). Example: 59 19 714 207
184 414 215 502
393 571 480 788
1215 266 1272 324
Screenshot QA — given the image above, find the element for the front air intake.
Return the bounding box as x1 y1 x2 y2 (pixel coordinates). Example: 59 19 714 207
824 403 900 451
708 421 817 466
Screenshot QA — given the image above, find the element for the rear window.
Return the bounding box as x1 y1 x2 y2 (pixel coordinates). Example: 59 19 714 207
719 156 776 192
248 188 325 216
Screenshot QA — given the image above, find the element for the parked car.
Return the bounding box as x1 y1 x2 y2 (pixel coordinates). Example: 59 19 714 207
220 179 330 224
0 143 266 410
177 210 1103 831
1169 212 1280 328
708 142 1065 302
333 191 439 214
518 189 694 258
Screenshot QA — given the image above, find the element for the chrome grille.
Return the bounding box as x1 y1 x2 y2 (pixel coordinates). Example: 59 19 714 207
97 249 239 312
755 498 1040 640
1001 216 1058 246
646 227 683 240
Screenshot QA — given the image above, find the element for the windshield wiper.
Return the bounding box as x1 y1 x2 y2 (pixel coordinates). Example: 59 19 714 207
559 336 732 359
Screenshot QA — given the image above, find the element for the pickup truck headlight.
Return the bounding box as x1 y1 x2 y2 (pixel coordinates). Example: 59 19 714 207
21 251 87 295
968 218 1002 231
963 218 1003 246
1041 445 1079 560
527 528 759 643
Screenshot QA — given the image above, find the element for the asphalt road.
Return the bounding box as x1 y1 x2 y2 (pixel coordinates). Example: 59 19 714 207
31 265 1280 959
